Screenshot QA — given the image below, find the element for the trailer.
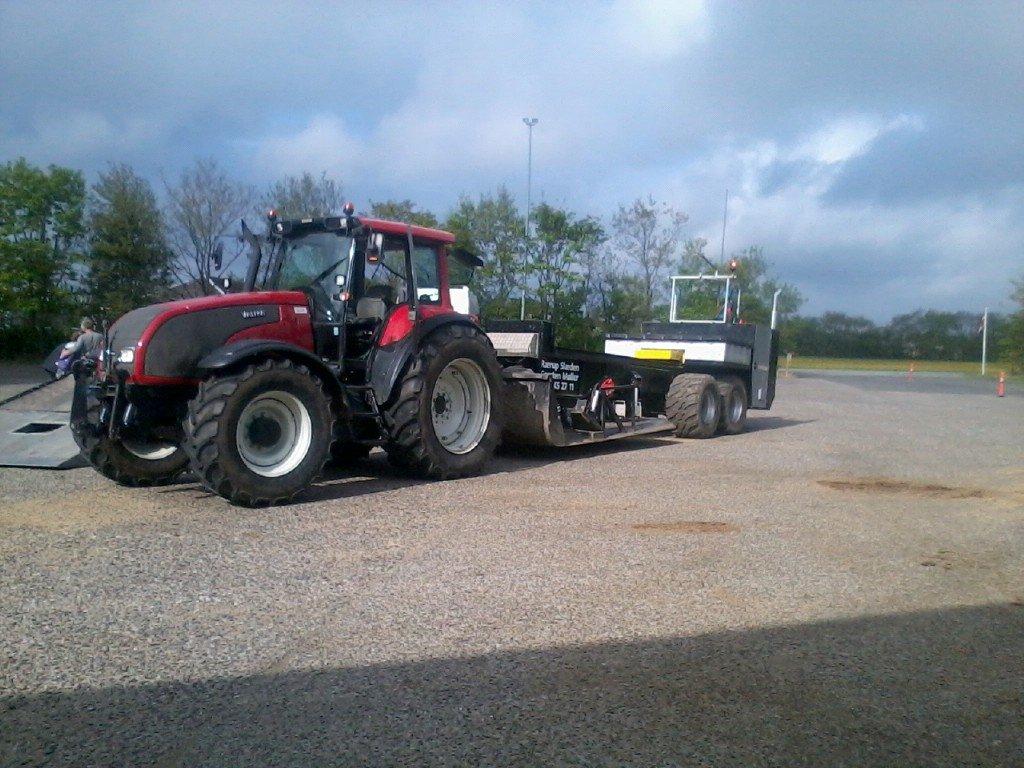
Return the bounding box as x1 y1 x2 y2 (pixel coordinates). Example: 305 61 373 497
484 273 778 450
607 271 779 421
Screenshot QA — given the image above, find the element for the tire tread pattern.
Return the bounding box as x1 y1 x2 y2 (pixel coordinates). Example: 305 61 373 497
665 373 719 439
72 402 187 487
383 324 500 479
183 358 332 506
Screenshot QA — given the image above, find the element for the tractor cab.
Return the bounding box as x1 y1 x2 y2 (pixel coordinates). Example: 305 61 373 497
249 208 479 380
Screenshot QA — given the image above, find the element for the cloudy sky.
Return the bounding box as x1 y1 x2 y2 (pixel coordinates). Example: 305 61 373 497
1 1 1021 318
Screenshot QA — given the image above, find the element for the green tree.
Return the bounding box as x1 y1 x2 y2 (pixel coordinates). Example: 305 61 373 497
444 187 526 318
610 196 688 317
86 164 172 319
369 199 438 228
1000 277 1024 373
530 203 604 346
0 158 85 355
592 270 649 338
264 171 344 219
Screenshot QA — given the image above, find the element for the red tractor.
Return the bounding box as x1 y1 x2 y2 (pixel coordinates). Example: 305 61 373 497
71 206 504 505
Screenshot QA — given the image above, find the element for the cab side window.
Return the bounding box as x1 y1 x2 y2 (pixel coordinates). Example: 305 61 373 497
412 246 440 304
363 240 407 306
363 239 441 305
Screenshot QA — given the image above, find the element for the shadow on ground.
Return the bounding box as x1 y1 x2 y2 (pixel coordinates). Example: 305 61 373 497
743 416 813 433
4 604 1022 766
160 415 803 505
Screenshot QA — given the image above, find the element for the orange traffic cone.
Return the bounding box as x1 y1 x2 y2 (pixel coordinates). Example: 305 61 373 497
997 371 1006 397
907 362 915 380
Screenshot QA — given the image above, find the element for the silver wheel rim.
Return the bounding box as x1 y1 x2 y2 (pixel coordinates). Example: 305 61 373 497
430 358 491 454
728 391 744 422
235 390 312 477
700 387 719 426
122 439 177 461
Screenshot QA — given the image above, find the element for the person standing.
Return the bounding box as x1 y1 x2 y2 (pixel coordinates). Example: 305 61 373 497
59 318 104 362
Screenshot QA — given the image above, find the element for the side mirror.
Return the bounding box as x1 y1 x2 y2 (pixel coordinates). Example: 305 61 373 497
212 242 224 272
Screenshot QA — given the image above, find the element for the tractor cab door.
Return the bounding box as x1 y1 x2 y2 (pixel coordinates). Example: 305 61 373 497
344 235 444 361
276 231 354 358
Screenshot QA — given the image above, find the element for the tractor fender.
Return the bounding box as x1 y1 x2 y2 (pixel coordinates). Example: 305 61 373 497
369 313 488 405
196 340 343 400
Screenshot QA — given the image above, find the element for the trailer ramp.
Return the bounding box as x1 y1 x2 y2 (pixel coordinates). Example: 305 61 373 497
0 377 84 469
501 369 674 448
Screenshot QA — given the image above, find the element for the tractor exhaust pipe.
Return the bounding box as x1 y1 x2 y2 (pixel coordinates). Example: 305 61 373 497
240 219 262 293
770 289 782 330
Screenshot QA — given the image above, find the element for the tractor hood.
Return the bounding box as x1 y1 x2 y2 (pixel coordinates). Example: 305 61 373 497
107 291 313 384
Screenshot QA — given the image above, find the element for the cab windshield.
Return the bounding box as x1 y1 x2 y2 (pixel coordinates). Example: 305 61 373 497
277 232 354 291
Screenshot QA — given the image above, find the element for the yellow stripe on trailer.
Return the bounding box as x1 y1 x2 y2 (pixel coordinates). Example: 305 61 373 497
634 348 684 362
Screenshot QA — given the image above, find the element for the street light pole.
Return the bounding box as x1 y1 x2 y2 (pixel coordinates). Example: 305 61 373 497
522 117 538 320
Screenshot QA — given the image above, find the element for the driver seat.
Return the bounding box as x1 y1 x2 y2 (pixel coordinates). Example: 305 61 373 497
355 283 395 322
355 296 387 322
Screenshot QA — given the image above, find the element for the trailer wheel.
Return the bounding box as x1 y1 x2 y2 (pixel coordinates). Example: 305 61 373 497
384 324 503 479
72 400 188 486
184 358 333 506
666 374 721 439
716 378 748 434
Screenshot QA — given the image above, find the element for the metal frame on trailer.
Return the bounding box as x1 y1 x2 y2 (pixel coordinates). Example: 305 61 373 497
668 274 741 325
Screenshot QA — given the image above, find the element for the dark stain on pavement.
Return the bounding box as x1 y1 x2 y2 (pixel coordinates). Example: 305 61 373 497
632 521 739 534
819 478 988 499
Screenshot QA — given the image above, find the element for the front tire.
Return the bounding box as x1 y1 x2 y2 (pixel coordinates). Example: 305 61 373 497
384 324 503 479
184 359 334 506
72 400 188 486
666 373 721 439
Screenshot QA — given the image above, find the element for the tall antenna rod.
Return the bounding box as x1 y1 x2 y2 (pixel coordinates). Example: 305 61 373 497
719 189 729 266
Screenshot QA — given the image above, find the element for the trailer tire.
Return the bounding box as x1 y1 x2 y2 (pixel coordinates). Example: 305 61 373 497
72 401 188 486
716 378 748 434
666 373 721 439
384 324 503 479
184 358 333 506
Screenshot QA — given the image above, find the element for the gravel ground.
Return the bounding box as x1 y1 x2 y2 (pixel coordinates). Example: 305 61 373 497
1 374 1023 766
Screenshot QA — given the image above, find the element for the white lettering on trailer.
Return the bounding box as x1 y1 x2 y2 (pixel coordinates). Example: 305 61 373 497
540 359 581 392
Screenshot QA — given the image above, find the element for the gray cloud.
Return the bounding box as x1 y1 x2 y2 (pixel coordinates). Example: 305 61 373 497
1 0 1021 319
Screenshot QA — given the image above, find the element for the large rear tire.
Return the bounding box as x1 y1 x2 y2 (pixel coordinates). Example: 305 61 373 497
184 359 334 506
384 324 503 479
666 373 721 439
716 377 748 434
72 400 188 486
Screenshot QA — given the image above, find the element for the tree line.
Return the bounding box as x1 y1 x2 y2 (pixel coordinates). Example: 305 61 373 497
1 156 1022 370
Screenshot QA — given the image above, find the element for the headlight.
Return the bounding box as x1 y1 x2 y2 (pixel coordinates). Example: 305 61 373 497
117 348 136 364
